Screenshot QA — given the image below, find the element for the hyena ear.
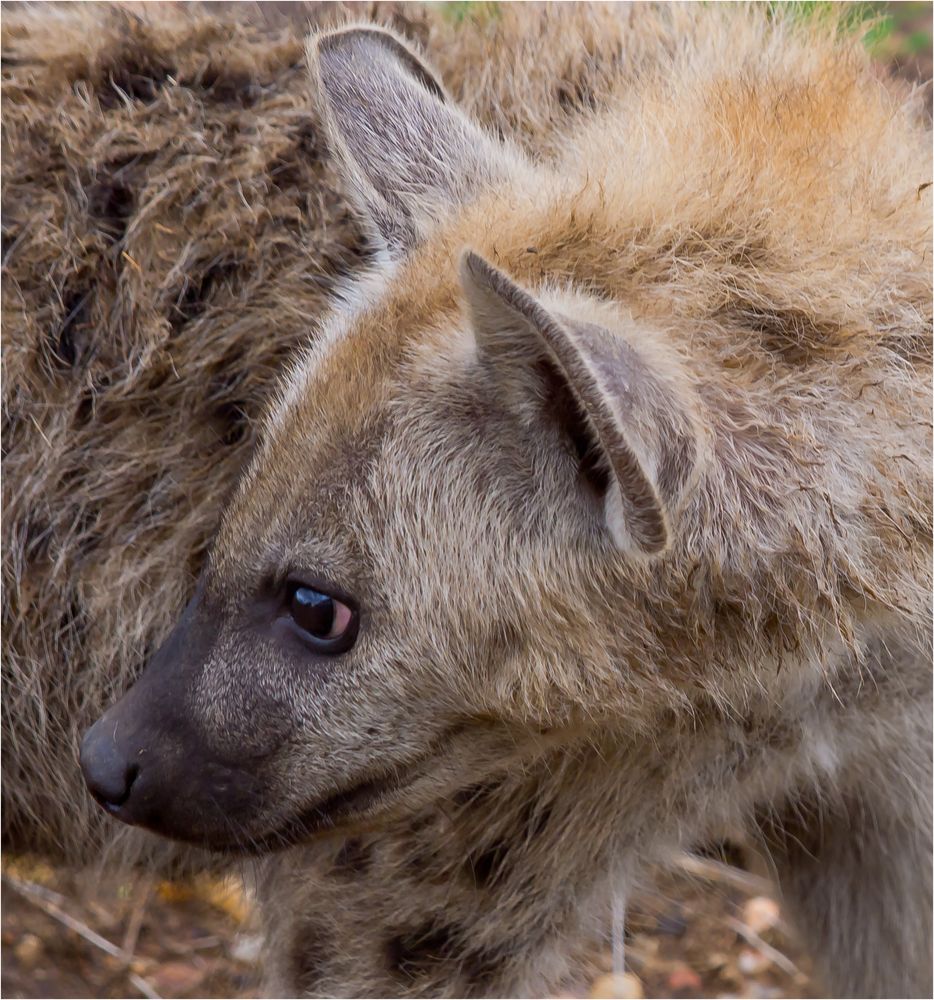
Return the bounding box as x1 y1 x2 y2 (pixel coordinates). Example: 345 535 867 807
461 252 699 556
308 26 511 256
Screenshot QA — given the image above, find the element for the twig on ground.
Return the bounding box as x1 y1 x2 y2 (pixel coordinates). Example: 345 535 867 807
727 916 801 977
674 852 775 897
3 873 163 1000
121 874 155 961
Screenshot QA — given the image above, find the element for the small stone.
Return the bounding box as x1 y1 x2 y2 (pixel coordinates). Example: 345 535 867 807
742 896 780 935
667 963 703 992
589 971 644 999
150 961 206 995
14 933 42 965
230 932 263 964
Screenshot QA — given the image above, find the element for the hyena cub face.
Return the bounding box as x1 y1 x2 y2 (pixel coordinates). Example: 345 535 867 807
81 28 700 851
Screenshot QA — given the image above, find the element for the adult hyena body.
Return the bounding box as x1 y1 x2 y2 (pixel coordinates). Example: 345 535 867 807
80 6 931 998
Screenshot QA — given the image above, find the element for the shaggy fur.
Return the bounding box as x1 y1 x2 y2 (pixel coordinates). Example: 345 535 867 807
2 0 644 863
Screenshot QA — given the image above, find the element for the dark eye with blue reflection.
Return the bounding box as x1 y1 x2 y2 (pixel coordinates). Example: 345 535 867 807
286 583 358 653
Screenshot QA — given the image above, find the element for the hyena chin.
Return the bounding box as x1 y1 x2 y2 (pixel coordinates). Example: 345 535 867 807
82 18 931 999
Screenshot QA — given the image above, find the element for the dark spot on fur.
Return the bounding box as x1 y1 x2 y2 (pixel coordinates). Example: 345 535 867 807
169 261 238 334
386 922 458 982
58 595 86 640
656 906 688 937
2 215 18 262
692 838 750 869
556 78 598 114
290 922 330 992
21 515 53 564
734 305 847 365
489 620 522 661
99 53 175 108
403 842 456 886
88 178 134 244
0 413 13 462
465 839 510 887
399 815 454 884
87 152 154 246
75 391 95 427
461 946 505 995
452 780 502 809
332 837 372 877
193 65 261 105
407 812 434 834
212 399 250 448
269 121 322 191
51 289 93 369
522 799 553 841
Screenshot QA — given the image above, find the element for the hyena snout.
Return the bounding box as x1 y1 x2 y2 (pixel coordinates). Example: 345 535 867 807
80 692 267 846
79 590 275 848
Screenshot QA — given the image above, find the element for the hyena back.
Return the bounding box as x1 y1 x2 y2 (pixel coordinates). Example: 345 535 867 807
81 7 932 997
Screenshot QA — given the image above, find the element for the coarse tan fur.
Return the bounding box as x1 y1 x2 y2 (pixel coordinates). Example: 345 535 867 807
253 13 933 995
2 0 649 865
71 4 932 999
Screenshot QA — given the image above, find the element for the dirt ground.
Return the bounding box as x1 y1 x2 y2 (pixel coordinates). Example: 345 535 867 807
1 850 816 1000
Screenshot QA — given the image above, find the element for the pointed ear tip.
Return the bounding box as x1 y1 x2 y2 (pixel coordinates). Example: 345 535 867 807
311 24 392 53
307 25 380 71
458 249 482 283
459 250 495 284
308 24 446 101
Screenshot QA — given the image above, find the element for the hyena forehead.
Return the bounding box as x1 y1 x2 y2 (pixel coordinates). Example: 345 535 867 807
270 260 403 431
218 22 709 573
211 312 400 588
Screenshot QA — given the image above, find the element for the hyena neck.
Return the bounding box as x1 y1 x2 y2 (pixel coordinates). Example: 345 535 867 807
256 747 639 997
255 713 830 998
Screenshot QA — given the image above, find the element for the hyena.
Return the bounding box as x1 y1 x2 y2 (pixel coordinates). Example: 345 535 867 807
1 0 646 867
80 9 932 999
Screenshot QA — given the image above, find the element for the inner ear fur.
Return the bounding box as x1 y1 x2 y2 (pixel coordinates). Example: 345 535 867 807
308 25 511 256
460 251 699 556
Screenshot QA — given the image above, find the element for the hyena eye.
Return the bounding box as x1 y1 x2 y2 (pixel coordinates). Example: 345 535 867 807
286 583 358 653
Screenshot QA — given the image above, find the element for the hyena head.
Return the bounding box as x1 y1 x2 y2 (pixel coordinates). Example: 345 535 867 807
81 27 704 851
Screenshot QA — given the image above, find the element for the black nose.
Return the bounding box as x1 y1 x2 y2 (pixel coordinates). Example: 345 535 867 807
80 719 139 811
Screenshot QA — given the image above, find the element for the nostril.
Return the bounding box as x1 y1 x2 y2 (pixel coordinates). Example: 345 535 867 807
113 763 140 807
79 724 141 811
